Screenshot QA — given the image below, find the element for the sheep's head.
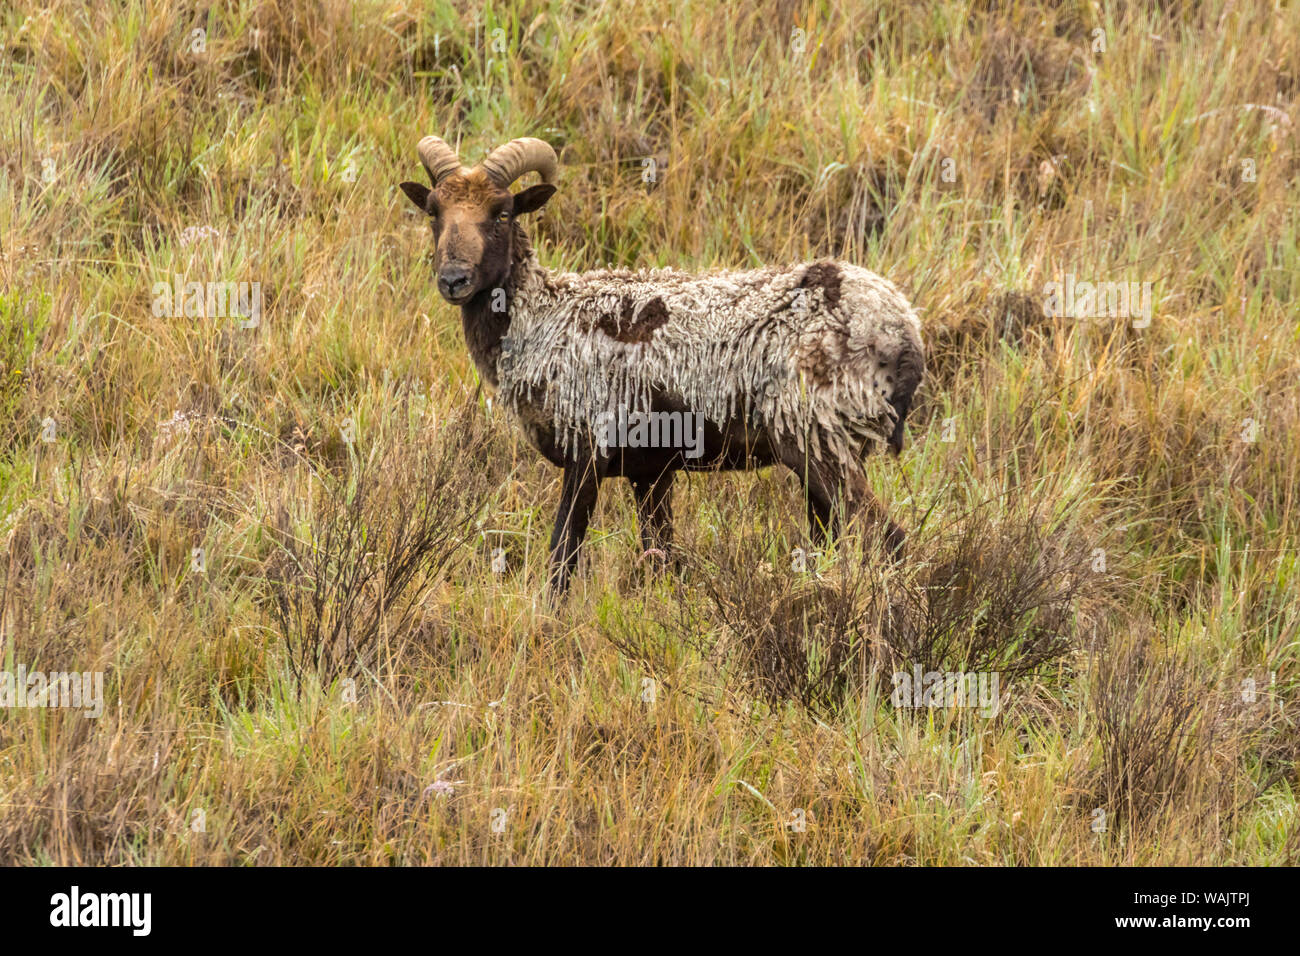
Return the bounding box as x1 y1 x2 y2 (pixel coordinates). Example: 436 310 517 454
399 136 557 305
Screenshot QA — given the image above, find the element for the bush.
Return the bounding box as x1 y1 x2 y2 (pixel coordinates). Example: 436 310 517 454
265 411 491 684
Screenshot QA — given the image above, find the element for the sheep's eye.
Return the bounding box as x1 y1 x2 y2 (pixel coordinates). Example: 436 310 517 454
496 210 511 223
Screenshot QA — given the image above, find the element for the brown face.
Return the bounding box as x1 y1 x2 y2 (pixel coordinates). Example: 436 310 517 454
400 170 555 305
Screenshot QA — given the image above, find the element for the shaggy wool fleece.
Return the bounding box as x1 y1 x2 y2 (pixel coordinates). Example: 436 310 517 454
496 255 925 467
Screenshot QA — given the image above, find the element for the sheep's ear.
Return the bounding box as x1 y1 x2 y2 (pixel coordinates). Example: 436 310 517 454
399 181 431 213
512 183 556 216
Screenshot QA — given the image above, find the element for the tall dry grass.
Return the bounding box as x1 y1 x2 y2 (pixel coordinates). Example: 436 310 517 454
0 0 1297 863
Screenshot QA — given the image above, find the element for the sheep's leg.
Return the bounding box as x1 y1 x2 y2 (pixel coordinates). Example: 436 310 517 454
630 470 675 567
548 457 601 596
784 449 905 561
801 457 844 547
840 463 906 560
776 443 839 544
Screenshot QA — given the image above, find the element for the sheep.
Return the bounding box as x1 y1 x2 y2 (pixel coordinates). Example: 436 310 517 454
399 135 925 595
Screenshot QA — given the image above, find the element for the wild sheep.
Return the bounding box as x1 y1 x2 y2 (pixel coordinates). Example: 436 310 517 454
399 136 925 595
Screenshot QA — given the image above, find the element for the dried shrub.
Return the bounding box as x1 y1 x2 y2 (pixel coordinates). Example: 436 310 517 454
265 410 492 684
692 541 885 714
622 494 1103 717
925 289 1049 389
885 499 1096 683
1089 631 1226 826
959 21 1086 121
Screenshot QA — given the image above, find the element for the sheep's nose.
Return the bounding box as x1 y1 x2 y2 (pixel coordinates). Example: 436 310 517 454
438 266 472 300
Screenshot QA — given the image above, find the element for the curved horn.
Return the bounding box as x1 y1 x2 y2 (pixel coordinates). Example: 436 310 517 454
417 135 464 186
478 137 558 187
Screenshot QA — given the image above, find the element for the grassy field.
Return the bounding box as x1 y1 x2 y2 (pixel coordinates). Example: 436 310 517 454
1 0 1297 864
